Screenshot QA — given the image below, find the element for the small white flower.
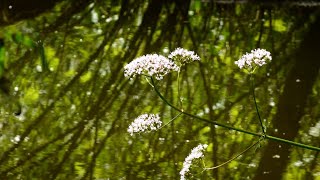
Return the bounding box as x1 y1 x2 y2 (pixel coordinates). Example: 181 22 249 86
309 121 320 137
124 54 179 80
169 47 200 65
127 114 162 136
235 48 272 70
180 144 208 180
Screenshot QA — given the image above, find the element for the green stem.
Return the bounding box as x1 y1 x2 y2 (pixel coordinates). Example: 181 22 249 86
264 135 320 151
204 138 261 170
250 73 265 135
159 112 182 129
150 77 320 152
177 69 183 110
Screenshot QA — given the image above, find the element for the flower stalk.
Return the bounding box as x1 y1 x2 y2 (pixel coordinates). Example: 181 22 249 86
250 73 266 135
204 138 262 170
150 76 320 152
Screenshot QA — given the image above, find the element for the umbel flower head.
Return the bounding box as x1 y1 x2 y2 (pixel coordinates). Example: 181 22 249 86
180 144 208 180
235 48 272 70
127 113 162 136
169 47 200 66
124 54 179 80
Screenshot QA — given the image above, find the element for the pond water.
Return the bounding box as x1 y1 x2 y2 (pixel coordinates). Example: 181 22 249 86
0 1 319 179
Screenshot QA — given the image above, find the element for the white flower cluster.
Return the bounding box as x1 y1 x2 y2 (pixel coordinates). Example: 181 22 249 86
169 47 200 65
124 54 179 80
235 48 272 69
180 144 208 180
309 121 320 137
127 114 162 136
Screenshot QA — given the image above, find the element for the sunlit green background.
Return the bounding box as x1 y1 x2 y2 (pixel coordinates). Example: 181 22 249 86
0 1 319 179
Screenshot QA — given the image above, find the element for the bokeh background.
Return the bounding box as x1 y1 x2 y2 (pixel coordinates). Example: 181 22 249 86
0 1 319 179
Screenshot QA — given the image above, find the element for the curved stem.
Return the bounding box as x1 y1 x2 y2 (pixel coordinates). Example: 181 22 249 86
150 77 320 152
150 77 261 137
159 112 182 129
250 73 265 135
204 138 262 170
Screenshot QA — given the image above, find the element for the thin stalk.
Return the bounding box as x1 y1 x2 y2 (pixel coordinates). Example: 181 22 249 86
150 77 261 137
264 135 320 151
150 77 320 152
177 69 183 111
250 73 265 135
204 138 262 170
159 112 182 129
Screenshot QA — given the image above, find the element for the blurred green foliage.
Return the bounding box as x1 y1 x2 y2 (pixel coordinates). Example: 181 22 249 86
0 1 319 180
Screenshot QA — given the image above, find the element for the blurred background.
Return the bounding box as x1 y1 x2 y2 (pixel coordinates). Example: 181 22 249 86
0 0 319 179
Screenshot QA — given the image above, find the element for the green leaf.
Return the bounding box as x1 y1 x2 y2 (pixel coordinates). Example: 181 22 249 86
38 42 49 71
12 33 35 47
